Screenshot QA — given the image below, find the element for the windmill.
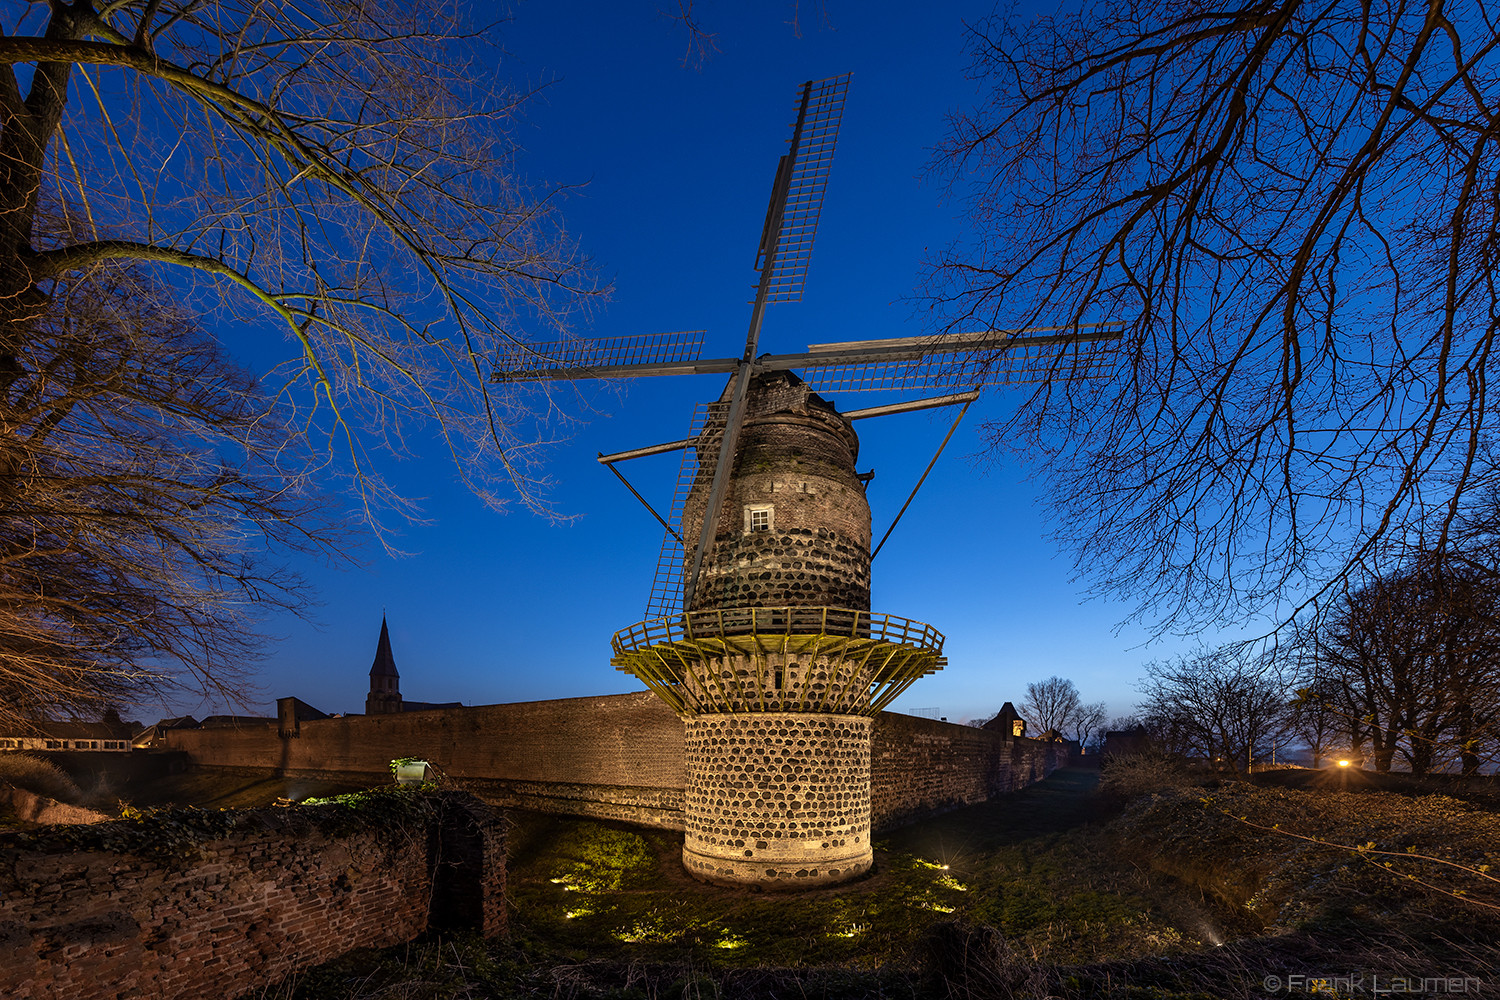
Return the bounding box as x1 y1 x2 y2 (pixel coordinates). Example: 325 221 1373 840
494 73 1120 620
493 74 1119 889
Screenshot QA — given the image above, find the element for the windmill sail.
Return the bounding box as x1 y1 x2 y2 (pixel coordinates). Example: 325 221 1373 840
492 330 707 382
643 401 723 620
797 325 1124 393
757 73 851 305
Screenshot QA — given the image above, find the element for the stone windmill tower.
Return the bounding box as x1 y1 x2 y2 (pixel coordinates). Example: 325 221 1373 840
494 75 1119 888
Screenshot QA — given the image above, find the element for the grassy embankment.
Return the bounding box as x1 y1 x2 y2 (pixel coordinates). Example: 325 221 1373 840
277 760 1500 999
8 754 1497 997
0 754 373 826
0 754 373 835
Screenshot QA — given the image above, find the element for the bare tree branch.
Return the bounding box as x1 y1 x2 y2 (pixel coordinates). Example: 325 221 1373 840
2 1 604 532
927 0 1500 634
0 258 338 731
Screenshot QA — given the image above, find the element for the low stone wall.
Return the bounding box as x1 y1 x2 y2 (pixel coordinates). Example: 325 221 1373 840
0 790 503 1000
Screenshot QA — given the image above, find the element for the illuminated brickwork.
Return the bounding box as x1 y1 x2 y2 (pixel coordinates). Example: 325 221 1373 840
682 713 871 887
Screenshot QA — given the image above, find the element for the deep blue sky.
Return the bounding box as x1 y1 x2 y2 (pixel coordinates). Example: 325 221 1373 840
177 1 1220 727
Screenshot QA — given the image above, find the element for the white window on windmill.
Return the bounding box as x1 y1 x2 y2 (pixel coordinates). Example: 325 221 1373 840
745 504 774 533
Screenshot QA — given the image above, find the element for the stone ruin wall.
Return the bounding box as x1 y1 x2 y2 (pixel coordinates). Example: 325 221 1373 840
682 713 871 888
0 791 503 1000
162 693 1067 834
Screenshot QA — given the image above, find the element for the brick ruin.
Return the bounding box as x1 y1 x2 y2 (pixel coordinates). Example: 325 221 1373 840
611 371 949 888
0 790 504 1000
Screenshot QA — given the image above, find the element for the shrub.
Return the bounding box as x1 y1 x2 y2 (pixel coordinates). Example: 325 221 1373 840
0 754 83 804
1099 749 1203 801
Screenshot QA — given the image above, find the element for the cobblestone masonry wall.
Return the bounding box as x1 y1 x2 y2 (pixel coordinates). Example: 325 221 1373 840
682 713 872 888
164 701 1065 834
691 526 871 611
681 649 884 714
0 791 503 1000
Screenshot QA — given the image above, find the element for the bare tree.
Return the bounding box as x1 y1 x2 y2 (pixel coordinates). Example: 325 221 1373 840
1 1 598 526
0 260 331 731
1022 675 1081 737
1309 551 1500 774
1070 700 1109 750
929 1 1500 633
1138 647 1292 773
1287 675 1345 770
0 2 605 717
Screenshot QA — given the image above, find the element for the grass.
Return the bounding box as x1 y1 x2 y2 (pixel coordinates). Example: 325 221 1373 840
0 753 84 804
216 764 1500 997
117 768 371 811
501 768 1211 972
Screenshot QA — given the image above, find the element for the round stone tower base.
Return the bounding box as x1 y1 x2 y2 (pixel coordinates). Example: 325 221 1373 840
682 712 872 889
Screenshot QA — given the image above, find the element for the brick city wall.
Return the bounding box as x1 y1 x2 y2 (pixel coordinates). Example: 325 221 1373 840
165 696 1065 834
871 713 1069 832
682 713 872 888
167 692 687 829
0 790 503 1000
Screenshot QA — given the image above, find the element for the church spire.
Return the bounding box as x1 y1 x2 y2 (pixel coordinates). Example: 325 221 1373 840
365 614 402 715
370 615 399 679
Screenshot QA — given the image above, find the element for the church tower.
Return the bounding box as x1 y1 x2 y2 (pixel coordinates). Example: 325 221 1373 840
365 616 403 715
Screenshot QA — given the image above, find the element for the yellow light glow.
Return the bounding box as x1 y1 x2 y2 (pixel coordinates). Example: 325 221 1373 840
1337 760 1351 768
